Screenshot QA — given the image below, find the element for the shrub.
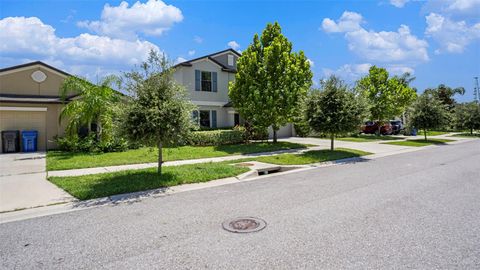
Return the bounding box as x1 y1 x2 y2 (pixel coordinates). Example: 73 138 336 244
242 124 269 141
188 129 245 146
294 122 311 137
55 134 133 152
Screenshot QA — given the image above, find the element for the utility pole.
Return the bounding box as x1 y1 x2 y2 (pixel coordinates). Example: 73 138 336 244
474 77 479 104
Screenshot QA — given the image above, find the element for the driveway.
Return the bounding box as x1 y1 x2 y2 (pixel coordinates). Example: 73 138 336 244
0 152 73 212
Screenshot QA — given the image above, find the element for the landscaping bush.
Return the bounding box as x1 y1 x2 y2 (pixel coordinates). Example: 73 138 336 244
294 122 311 137
242 124 269 141
188 129 245 146
55 134 132 152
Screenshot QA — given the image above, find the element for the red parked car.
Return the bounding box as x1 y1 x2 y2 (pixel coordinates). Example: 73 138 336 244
362 121 393 135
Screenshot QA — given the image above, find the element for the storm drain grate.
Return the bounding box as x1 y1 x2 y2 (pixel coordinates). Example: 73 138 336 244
222 217 267 233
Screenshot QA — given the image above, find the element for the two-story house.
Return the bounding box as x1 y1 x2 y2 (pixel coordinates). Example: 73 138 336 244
173 49 241 129
173 48 295 138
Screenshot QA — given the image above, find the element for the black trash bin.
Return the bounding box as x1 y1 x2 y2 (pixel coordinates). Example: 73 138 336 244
2 130 20 153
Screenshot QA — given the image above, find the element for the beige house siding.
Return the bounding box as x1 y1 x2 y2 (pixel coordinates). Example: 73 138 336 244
0 66 66 96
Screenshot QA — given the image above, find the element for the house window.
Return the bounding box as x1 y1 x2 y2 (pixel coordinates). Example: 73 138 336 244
199 110 211 128
234 113 240 126
227 54 234 66
201 71 212 92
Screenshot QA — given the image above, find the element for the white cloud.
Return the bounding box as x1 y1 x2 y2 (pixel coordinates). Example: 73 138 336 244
425 12 480 53
423 0 480 18
444 0 480 13
322 11 429 71
322 63 372 81
390 0 410 8
0 17 159 79
307 59 315 68
321 11 363 33
188 50 195 56
194 36 203 44
78 0 183 40
227 40 240 50
174 57 187 64
322 63 414 82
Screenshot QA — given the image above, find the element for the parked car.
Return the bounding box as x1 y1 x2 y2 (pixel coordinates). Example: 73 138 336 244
362 121 393 135
390 120 404 135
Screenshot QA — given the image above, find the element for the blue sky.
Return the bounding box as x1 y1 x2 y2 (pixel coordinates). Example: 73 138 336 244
1 0 479 101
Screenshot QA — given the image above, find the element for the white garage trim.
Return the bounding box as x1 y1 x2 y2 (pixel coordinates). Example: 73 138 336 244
0 107 47 112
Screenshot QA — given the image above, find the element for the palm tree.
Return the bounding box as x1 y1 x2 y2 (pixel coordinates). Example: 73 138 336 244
59 75 120 142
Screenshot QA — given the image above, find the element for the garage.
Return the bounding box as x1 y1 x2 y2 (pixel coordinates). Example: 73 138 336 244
0 107 47 153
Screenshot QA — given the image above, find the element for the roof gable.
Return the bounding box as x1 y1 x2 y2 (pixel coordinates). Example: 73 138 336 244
174 49 241 72
0 61 71 78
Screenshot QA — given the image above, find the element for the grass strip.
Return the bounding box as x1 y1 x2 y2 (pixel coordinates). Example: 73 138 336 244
49 162 249 200
47 142 307 171
383 139 454 147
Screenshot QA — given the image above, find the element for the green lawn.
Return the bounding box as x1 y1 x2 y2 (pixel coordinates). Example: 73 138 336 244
416 130 449 136
383 138 455 147
49 162 249 200
47 142 307 171
450 133 480 138
336 134 403 142
254 148 372 165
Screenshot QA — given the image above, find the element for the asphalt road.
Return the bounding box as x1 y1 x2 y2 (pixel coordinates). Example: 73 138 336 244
1 140 480 269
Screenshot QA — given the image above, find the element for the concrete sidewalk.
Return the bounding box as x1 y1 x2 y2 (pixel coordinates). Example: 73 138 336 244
0 152 74 213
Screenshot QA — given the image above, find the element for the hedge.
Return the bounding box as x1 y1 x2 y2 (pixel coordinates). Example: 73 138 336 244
188 129 245 146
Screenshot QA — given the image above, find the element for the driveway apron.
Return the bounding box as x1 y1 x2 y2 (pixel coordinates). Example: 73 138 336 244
0 152 73 212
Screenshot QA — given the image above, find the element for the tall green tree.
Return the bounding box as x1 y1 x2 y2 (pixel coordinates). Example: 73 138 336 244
410 92 448 141
356 66 417 134
306 76 366 150
122 51 195 174
455 102 480 134
59 75 120 142
425 84 465 111
229 22 313 142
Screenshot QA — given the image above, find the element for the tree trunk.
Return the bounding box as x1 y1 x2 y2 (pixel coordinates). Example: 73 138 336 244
377 123 382 136
471 128 473 135
330 133 335 151
273 127 278 143
424 129 427 141
157 141 163 175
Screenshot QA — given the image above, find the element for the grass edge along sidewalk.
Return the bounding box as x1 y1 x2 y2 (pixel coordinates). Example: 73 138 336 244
48 148 371 200
47 142 307 171
382 138 455 147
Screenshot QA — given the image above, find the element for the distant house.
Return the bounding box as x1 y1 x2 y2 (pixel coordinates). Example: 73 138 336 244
173 48 295 137
0 62 76 152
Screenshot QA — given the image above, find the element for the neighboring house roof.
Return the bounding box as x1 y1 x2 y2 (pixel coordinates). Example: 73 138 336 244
0 61 71 77
173 48 241 73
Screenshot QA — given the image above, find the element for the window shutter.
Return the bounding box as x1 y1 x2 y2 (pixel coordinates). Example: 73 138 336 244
212 72 217 92
195 70 201 91
211 110 217 128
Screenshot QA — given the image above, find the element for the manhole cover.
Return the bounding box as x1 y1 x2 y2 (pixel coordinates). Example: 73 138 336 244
222 217 267 233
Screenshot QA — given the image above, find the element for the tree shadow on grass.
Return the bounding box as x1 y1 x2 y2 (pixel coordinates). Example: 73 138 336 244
58 170 179 201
